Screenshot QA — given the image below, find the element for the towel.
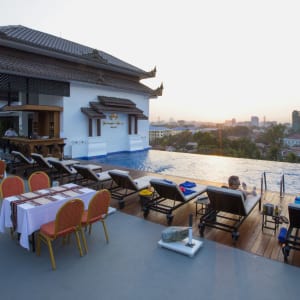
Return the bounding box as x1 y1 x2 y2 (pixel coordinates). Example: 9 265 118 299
182 189 196 196
180 181 196 188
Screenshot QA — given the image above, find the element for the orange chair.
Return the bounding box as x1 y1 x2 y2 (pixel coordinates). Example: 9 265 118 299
36 199 88 270
0 176 26 238
81 189 111 243
0 160 6 180
0 175 25 198
28 171 51 192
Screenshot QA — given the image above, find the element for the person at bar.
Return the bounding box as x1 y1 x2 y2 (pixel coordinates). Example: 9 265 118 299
4 127 18 137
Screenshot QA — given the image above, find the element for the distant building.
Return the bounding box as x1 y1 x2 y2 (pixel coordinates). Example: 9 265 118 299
149 126 171 142
292 110 300 132
250 116 259 127
283 134 300 147
224 119 236 127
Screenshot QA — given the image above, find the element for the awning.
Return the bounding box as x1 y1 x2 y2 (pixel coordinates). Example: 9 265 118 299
81 96 148 120
81 107 106 119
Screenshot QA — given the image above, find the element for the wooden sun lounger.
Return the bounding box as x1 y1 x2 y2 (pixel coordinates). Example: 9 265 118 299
143 179 207 225
30 153 57 178
9 150 35 176
47 159 78 183
199 186 261 241
73 165 126 190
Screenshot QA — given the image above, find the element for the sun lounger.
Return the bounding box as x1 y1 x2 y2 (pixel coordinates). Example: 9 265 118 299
8 150 35 176
199 186 261 241
143 179 207 225
282 203 300 262
73 165 127 189
108 170 156 209
30 153 56 177
47 159 78 183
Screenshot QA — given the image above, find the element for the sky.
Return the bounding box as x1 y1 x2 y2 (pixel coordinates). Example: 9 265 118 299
1 0 300 124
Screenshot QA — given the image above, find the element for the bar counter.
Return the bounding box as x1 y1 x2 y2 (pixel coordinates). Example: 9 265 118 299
1 136 66 157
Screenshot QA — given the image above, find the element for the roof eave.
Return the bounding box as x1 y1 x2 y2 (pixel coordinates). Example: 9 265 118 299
0 38 148 78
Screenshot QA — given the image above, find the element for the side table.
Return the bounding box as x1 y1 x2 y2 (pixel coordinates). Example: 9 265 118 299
262 203 281 234
195 194 209 216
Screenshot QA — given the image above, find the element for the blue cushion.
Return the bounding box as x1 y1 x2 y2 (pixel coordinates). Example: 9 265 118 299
278 227 287 243
180 181 196 188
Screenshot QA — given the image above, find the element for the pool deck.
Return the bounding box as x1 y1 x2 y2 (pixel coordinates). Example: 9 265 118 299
98 163 300 268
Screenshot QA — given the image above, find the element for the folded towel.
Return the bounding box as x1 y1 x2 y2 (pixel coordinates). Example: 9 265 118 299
180 181 196 188
182 189 196 196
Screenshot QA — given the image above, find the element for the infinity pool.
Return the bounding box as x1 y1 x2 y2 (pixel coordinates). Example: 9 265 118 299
85 149 300 194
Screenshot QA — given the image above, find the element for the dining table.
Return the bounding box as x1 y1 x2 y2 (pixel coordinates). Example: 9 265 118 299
0 183 96 250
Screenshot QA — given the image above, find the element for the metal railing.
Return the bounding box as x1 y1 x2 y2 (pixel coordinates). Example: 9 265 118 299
261 171 286 197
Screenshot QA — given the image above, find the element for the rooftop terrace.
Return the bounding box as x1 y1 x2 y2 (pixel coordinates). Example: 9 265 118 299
1 163 300 299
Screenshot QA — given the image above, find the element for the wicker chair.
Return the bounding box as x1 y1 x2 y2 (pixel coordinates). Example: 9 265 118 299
36 199 87 270
81 189 111 243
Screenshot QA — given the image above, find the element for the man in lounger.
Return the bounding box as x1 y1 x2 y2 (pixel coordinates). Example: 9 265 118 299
228 175 256 199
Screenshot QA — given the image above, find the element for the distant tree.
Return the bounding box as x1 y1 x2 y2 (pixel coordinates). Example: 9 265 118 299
261 124 286 160
226 138 261 159
223 126 251 138
285 152 299 163
260 124 286 147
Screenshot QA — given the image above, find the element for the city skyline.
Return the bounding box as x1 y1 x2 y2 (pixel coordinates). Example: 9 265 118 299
150 114 290 125
1 0 300 124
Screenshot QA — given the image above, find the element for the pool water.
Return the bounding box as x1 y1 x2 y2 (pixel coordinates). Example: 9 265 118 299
84 149 300 194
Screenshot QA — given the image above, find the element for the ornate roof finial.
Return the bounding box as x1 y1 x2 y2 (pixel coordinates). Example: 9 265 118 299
152 82 163 97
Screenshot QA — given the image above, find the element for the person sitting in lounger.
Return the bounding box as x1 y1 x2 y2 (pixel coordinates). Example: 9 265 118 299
228 175 256 199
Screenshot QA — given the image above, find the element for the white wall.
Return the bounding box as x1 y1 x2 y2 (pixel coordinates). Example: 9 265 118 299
62 82 150 158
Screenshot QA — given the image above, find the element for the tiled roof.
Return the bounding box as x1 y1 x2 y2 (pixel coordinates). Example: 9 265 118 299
0 25 149 77
81 96 148 120
0 46 155 95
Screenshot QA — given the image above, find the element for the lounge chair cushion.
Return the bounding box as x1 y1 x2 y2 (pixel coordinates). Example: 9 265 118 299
150 179 207 202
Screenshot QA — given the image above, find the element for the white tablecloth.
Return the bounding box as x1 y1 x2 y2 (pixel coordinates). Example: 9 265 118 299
0 183 96 250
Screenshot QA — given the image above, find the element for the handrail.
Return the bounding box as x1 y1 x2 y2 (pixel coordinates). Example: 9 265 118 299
279 173 285 198
261 171 285 197
261 171 267 194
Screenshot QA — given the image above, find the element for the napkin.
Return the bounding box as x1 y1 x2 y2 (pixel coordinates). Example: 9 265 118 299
21 192 39 199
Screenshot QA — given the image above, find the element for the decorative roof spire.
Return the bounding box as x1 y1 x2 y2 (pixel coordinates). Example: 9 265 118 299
152 82 163 97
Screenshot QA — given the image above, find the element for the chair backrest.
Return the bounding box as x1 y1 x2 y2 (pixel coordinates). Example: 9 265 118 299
87 189 111 223
150 179 186 202
288 203 300 229
0 176 25 198
28 171 51 192
48 160 76 175
73 165 98 181
31 153 52 169
11 150 34 164
55 199 84 237
206 186 247 216
108 171 137 190
0 160 6 179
